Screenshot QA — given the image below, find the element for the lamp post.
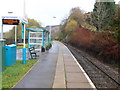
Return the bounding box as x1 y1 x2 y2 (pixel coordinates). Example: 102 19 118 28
49 16 56 42
8 11 17 45
22 0 28 64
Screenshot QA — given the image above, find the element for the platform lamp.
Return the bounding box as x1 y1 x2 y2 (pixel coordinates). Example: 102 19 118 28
49 16 56 42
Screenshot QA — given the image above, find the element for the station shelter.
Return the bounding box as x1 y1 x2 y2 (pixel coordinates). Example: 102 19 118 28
26 27 50 51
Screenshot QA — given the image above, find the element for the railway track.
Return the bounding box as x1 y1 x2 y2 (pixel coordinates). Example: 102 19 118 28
66 44 120 89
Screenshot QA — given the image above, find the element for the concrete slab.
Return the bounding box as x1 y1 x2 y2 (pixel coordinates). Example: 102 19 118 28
67 82 93 88
66 72 89 83
63 55 73 59
64 60 77 66
65 66 83 73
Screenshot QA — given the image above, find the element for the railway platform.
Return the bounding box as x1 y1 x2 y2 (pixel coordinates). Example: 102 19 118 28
12 41 96 89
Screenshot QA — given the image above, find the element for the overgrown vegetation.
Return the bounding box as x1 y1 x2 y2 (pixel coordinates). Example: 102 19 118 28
2 60 37 88
69 27 119 65
59 0 120 67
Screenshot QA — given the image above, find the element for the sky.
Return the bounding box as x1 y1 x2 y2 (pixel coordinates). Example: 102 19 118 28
0 0 119 32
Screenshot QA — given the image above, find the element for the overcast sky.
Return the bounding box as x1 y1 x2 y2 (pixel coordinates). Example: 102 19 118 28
0 0 119 32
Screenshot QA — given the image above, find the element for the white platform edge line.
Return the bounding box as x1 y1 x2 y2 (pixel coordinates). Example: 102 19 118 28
11 60 40 88
64 45 97 89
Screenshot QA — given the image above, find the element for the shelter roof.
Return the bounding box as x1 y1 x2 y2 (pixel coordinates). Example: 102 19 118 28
26 26 48 32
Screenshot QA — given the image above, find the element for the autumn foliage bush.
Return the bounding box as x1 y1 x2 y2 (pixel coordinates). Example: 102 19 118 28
69 27 119 64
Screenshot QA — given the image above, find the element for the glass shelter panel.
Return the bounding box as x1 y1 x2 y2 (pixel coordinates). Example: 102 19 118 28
30 32 42 51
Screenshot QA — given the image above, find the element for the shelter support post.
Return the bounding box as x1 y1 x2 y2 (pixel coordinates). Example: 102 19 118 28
22 23 26 64
28 31 30 48
47 32 49 43
14 25 17 45
49 26 51 42
41 31 45 52
45 32 47 44
42 31 45 47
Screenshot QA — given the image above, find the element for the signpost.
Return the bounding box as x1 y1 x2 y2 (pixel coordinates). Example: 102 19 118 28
1 16 19 40
21 17 28 64
2 18 19 44
21 0 28 64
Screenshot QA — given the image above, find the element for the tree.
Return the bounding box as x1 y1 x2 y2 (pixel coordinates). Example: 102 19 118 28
92 0 115 31
59 7 85 41
26 19 40 28
110 4 120 42
65 19 78 33
68 7 84 27
59 18 68 40
84 12 92 25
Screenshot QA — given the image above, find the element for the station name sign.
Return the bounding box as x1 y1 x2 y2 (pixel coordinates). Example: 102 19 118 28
21 17 28 24
2 19 19 25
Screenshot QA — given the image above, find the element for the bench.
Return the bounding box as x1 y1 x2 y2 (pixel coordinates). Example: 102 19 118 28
29 46 39 59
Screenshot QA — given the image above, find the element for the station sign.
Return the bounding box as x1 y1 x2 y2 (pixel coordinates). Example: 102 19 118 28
21 17 28 24
2 19 19 25
2 16 20 25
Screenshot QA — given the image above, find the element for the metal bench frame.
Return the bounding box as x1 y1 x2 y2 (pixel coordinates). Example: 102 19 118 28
29 46 38 59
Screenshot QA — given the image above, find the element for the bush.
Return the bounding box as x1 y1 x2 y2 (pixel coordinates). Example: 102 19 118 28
41 46 45 52
45 43 50 50
69 27 119 65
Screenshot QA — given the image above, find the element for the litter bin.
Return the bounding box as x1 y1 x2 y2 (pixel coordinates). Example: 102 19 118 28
0 39 6 72
6 44 16 66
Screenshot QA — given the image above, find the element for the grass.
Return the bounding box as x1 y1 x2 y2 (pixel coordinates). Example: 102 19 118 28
2 60 37 88
17 44 28 49
0 72 2 89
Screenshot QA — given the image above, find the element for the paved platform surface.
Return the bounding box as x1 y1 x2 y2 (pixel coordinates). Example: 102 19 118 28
13 41 96 89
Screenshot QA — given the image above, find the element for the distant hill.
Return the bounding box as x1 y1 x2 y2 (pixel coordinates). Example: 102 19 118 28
45 25 60 30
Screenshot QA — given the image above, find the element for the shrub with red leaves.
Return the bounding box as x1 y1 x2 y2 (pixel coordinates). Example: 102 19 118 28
69 27 119 64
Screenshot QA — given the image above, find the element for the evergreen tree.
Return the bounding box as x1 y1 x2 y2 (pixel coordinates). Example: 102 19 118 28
92 0 115 31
